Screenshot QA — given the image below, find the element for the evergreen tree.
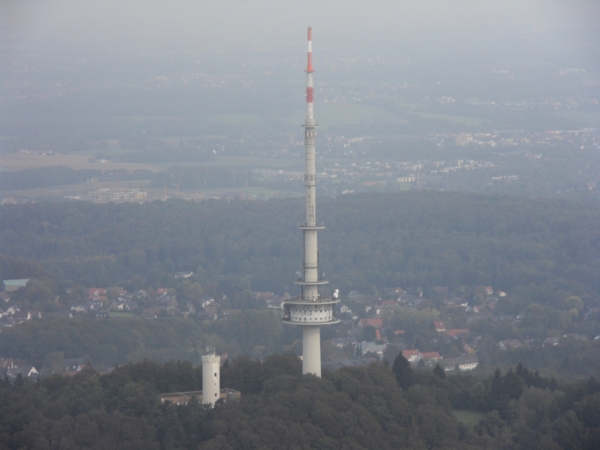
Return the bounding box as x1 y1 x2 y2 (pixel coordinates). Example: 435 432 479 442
362 325 377 342
392 353 413 391
13 373 24 387
433 364 446 380
515 362 529 382
487 368 503 411
503 368 525 401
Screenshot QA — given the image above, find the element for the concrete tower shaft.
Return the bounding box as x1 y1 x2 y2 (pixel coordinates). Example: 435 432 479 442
304 26 318 300
282 28 339 378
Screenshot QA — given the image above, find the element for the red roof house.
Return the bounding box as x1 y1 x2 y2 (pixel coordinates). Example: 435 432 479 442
421 352 442 361
434 321 446 332
401 349 422 363
447 329 469 338
358 318 384 329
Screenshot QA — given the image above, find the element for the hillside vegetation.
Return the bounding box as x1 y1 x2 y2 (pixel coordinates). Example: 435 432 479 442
1 191 598 301
0 355 599 449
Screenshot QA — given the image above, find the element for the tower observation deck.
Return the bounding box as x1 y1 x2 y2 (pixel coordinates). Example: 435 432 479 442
282 28 340 377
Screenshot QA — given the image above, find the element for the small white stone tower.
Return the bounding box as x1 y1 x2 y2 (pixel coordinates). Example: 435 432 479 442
202 353 220 407
282 28 340 377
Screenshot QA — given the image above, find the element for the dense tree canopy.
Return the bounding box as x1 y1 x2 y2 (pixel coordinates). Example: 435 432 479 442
1 191 599 303
0 355 598 449
0 312 285 369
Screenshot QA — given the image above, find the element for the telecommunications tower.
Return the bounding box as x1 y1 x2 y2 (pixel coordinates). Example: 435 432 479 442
282 28 339 377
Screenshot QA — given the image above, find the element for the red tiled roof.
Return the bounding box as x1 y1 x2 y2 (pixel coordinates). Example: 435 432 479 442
380 300 397 306
359 318 383 328
434 321 446 330
88 288 107 296
421 352 442 360
447 329 469 337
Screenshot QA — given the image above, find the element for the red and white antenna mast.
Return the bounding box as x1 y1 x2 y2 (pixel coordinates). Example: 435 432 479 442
306 27 314 120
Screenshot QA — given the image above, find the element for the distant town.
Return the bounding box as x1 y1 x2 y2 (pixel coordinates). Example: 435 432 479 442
3 275 597 382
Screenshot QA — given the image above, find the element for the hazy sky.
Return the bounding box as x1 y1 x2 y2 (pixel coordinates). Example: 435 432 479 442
1 0 598 141
2 0 598 66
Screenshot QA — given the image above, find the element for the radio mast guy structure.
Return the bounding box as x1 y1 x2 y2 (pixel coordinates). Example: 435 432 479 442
282 28 339 377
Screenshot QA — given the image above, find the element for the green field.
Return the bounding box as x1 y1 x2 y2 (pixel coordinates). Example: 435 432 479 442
200 186 304 199
208 113 266 124
283 103 406 130
282 101 483 130
394 102 428 111
553 110 600 126
409 110 484 126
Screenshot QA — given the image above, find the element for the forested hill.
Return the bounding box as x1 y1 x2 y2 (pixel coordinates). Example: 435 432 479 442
1 191 599 299
1 355 599 449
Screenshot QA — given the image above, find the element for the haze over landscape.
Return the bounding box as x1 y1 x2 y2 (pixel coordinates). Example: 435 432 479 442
1 0 599 200
1 1 600 449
